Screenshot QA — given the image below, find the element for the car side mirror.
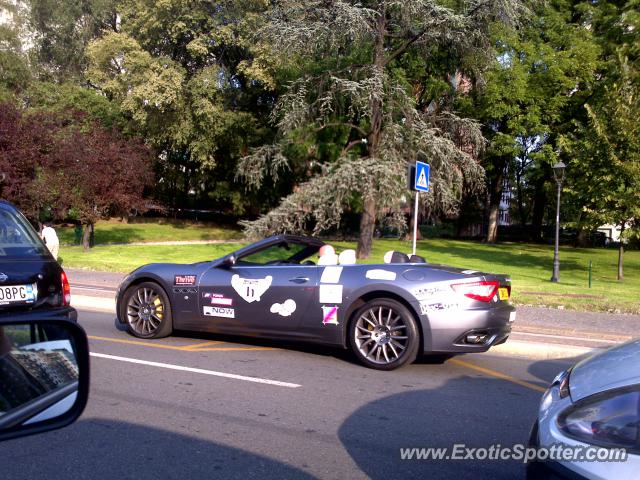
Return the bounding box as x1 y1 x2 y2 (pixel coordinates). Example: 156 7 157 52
0 319 89 442
221 254 236 268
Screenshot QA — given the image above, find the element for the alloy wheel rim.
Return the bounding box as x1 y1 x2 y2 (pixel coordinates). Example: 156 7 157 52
126 287 165 335
354 306 409 364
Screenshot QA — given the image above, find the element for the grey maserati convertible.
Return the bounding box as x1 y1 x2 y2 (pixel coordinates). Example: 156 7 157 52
115 235 515 370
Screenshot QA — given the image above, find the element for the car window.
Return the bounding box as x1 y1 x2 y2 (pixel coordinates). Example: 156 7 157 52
0 207 48 259
0 324 79 419
238 242 310 265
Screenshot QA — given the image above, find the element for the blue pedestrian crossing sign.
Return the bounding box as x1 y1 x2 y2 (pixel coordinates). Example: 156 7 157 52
414 161 430 192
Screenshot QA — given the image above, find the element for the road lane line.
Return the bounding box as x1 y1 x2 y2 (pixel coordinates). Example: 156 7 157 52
191 347 274 351
88 335 275 352
450 358 546 393
89 335 193 351
183 340 224 350
89 352 301 388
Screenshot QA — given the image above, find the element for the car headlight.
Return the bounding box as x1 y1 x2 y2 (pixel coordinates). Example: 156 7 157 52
557 386 640 453
541 369 572 413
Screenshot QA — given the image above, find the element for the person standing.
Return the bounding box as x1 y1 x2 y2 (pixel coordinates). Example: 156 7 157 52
41 223 60 260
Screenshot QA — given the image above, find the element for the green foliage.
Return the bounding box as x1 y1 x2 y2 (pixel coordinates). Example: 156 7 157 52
27 0 117 81
238 0 523 253
561 0 640 240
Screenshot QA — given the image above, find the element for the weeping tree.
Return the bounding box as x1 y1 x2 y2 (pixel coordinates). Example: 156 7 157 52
238 0 523 258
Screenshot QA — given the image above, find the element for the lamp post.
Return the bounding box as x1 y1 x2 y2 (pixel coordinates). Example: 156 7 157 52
551 161 566 283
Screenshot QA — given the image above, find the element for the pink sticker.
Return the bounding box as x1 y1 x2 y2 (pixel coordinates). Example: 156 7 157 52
203 292 233 306
322 306 339 325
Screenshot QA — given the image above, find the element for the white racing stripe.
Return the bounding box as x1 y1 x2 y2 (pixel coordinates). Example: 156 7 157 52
90 352 301 388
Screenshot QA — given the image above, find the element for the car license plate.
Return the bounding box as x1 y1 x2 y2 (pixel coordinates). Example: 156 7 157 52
0 284 35 304
498 287 509 300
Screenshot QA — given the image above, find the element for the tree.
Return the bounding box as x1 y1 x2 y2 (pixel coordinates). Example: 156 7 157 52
27 0 118 81
0 1 32 97
566 54 639 280
85 0 274 215
560 0 639 279
459 0 599 243
238 0 523 258
0 102 154 249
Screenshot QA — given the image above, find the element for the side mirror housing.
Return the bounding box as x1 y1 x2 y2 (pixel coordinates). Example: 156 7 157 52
0 319 90 442
221 254 236 268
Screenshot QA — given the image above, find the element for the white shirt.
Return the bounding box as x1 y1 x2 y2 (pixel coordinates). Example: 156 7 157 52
41 226 59 246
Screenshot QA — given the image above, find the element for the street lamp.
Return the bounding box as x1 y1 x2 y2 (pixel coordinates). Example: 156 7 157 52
551 161 566 283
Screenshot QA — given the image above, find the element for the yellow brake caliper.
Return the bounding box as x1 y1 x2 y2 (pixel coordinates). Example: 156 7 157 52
153 297 164 319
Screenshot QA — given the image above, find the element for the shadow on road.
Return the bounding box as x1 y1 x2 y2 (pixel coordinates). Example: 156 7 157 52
0 419 316 480
338 375 557 479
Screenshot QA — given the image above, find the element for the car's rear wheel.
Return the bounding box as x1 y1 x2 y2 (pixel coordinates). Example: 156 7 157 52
122 282 172 339
349 298 419 370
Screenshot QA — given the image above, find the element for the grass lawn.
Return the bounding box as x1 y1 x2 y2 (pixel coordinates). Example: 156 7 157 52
59 237 640 314
57 218 242 245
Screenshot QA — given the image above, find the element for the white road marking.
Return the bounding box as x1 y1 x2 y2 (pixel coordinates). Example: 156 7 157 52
514 331 622 345
90 352 301 388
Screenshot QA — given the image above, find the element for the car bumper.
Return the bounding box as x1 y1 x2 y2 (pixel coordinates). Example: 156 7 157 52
0 306 77 323
415 302 515 353
526 420 589 480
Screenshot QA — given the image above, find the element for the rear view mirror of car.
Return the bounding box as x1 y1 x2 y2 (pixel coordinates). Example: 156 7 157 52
0 319 89 442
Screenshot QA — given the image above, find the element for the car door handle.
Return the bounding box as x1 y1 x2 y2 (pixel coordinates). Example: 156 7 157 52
289 277 310 284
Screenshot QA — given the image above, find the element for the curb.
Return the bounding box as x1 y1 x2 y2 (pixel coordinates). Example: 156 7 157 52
489 340 603 360
70 294 609 361
72 295 116 313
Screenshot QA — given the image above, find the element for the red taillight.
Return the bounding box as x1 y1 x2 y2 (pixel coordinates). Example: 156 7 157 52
451 281 499 302
61 270 71 306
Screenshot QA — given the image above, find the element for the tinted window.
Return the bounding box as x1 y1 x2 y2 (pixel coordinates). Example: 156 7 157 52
239 242 309 265
0 207 48 259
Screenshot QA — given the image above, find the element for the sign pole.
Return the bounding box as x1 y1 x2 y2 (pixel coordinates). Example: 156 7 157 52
412 191 419 256
410 160 429 259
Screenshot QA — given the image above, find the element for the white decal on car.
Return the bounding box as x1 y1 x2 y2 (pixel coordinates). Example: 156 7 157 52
461 270 479 275
320 266 343 283
365 269 397 281
270 299 297 317
319 284 343 304
322 306 339 325
203 306 235 318
231 274 273 303
419 301 458 315
411 286 447 301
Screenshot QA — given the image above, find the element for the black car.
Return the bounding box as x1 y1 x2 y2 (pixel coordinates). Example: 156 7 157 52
0 201 76 323
116 235 514 370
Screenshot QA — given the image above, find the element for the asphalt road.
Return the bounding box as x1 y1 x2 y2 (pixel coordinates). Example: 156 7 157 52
0 308 581 480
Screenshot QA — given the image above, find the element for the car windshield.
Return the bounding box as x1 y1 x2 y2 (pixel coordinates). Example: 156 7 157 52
237 241 316 265
0 207 49 259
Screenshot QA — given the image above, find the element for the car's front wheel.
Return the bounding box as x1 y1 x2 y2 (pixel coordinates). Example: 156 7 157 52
122 282 172 339
349 298 419 370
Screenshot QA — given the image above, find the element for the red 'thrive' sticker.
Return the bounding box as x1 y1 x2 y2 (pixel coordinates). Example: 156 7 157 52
175 275 197 286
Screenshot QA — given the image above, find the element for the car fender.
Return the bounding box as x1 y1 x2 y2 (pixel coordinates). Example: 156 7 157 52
341 282 429 349
116 268 177 322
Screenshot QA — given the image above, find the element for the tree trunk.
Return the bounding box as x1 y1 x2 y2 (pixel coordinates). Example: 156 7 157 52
530 175 546 242
617 222 625 281
82 222 94 251
575 225 589 248
357 197 376 259
356 2 386 259
485 158 506 243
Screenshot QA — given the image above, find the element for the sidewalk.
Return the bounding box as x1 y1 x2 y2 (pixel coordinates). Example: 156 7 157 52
66 268 639 359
